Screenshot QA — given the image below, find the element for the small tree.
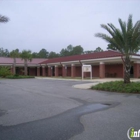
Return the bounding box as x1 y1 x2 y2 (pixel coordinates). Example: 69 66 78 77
38 48 49 58
95 15 140 83
0 66 11 77
20 50 32 75
10 49 19 75
94 47 103 52
0 15 9 23
48 51 59 58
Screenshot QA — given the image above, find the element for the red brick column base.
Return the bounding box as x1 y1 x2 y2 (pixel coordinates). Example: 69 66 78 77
122 63 124 78
37 67 40 76
55 65 58 77
99 62 105 78
71 64 76 78
134 62 140 78
62 65 66 77
10 66 14 74
42 66 46 77
48 66 52 77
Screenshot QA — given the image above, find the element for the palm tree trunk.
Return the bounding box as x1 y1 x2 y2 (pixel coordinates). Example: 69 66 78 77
13 58 16 75
24 60 27 75
124 56 131 83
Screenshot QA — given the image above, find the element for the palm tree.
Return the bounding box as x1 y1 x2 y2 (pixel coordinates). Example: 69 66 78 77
10 49 19 75
95 15 140 83
0 15 9 23
20 50 32 75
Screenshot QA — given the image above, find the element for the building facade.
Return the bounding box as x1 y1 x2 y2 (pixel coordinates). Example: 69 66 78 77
0 50 140 78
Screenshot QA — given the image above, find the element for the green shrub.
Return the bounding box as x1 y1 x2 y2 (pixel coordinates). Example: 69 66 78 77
6 75 34 79
14 74 19 77
0 66 11 77
91 81 140 93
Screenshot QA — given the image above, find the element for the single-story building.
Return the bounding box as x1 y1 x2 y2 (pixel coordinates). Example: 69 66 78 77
0 50 140 78
0 57 46 76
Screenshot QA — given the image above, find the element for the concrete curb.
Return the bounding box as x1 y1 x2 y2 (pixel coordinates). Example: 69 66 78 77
72 82 99 89
35 77 95 82
73 79 140 89
35 77 140 90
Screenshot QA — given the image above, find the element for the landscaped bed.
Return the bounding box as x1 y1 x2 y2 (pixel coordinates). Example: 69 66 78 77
5 75 35 79
91 81 140 93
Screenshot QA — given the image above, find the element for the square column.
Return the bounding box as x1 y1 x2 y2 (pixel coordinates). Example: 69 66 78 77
122 63 125 78
99 62 105 78
42 66 46 77
71 64 76 78
37 67 40 76
48 66 52 77
134 62 140 78
62 65 67 77
55 65 58 77
10 66 14 74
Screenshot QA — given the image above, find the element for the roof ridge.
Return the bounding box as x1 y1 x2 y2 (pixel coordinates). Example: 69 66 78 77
40 50 123 64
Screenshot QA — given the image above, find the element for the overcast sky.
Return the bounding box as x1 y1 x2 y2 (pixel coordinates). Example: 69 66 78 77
0 0 139 53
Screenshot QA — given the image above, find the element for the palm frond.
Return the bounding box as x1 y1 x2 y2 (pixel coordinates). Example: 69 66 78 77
95 14 140 55
127 15 133 32
100 24 115 37
118 18 126 44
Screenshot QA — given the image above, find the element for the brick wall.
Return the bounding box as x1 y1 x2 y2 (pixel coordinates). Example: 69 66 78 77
75 66 82 77
134 63 140 78
67 67 71 76
92 65 99 77
29 67 36 76
105 64 123 78
84 65 99 78
58 67 62 76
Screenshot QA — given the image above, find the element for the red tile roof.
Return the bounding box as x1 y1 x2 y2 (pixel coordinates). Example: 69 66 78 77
41 50 122 64
0 57 46 64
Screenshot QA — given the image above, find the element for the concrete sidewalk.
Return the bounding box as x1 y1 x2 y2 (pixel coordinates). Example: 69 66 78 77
35 77 91 81
35 77 122 82
36 77 140 89
73 78 140 89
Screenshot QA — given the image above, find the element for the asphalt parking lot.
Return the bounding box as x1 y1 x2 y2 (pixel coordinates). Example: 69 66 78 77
0 79 140 140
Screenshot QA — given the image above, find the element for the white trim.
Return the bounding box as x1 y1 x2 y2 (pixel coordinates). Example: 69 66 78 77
131 55 140 59
134 61 140 64
47 61 79 65
100 62 104 64
61 60 79 64
42 66 46 68
71 64 75 66
46 62 61 66
46 57 123 65
81 56 122 63
82 65 92 80
41 64 46 66
0 64 12 66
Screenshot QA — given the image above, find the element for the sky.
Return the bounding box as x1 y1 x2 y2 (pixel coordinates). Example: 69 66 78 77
0 0 139 53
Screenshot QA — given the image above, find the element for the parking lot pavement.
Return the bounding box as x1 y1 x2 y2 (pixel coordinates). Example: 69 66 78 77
0 79 140 140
